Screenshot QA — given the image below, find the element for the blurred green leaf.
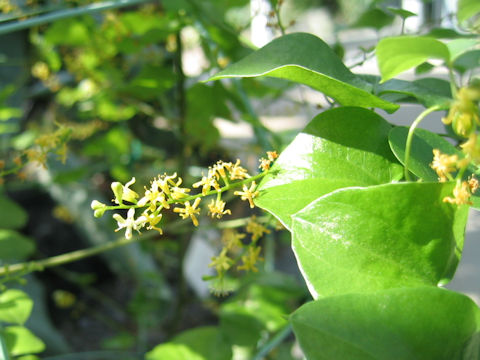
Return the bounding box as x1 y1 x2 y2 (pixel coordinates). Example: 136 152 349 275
0 230 35 262
291 287 480 360
44 17 93 46
377 36 450 83
0 196 27 230
453 50 480 74
377 78 451 108
0 290 33 326
2 326 45 356
387 7 417 19
208 33 398 112
146 327 232 360
352 8 394 30
457 0 480 23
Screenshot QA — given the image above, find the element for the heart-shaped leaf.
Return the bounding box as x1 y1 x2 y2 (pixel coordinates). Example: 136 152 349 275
207 33 398 112
291 287 480 360
255 107 403 230
291 182 468 298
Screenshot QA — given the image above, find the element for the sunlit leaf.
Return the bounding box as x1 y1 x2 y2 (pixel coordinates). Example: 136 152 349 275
256 107 403 230
3 326 45 356
291 182 468 298
0 290 33 326
377 36 450 83
207 33 398 112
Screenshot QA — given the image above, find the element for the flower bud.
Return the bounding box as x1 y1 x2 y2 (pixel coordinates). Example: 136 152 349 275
111 182 124 205
90 200 106 210
94 208 106 218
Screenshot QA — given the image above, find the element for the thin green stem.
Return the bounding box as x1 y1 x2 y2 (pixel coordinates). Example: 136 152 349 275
0 0 154 35
448 65 458 99
0 233 149 277
404 105 441 181
252 324 292 360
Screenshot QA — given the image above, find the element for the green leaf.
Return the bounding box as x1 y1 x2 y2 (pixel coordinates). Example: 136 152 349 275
388 127 458 182
387 7 417 19
453 50 480 74
458 0 480 23
207 33 398 112
291 287 480 360
0 196 27 230
2 326 45 356
0 290 33 325
446 38 479 62
291 182 468 298
352 8 394 30
377 78 451 108
145 326 232 360
0 230 35 262
256 107 403 230
376 36 450 83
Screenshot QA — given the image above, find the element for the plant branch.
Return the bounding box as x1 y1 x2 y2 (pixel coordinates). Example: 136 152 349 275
404 105 441 181
0 0 154 35
0 233 149 277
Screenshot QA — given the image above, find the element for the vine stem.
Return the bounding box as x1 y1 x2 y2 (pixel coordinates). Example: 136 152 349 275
404 105 441 181
0 171 269 278
0 234 147 277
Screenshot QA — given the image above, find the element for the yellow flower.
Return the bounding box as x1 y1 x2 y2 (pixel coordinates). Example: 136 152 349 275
221 229 245 252
143 211 163 235
208 198 231 219
227 159 250 180
461 133 480 164
234 181 259 208
113 208 147 239
443 181 472 206
209 248 233 274
193 172 220 195
443 86 480 138
237 246 263 272
173 198 202 226
430 149 458 182
111 177 139 205
468 176 479 194
138 180 170 211
246 216 271 242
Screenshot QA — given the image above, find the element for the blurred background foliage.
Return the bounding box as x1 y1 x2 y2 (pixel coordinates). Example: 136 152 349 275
0 0 465 358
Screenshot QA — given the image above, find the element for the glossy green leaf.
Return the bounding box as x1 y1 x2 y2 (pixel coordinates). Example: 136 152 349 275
0 290 33 325
256 107 403 230
458 0 480 23
0 195 27 230
291 182 468 298
3 326 45 356
0 230 35 262
377 36 450 83
145 326 231 360
207 33 398 112
291 287 480 360
388 127 458 182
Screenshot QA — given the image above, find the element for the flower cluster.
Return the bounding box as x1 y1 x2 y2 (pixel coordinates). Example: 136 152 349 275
207 215 274 295
429 86 480 205
91 155 277 241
